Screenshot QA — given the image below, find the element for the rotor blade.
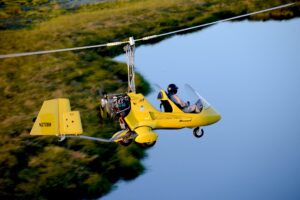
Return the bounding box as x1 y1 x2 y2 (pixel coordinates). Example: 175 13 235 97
0 2 295 59
136 2 296 42
0 41 128 59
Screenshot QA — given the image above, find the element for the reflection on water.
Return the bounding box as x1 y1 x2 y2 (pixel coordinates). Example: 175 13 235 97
103 19 300 200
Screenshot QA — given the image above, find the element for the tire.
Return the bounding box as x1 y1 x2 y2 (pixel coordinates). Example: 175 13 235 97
139 141 156 148
193 127 204 138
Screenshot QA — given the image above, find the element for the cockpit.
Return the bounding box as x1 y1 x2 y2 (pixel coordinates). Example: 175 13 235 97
157 90 207 113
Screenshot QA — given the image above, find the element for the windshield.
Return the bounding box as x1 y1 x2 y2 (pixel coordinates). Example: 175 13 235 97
184 84 211 110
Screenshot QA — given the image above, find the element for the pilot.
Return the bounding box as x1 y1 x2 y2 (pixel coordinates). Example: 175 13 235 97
167 84 201 113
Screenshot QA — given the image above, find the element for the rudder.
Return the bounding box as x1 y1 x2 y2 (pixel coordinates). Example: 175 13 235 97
30 98 82 136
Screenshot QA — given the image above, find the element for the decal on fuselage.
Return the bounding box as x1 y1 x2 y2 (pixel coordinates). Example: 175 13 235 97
39 122 52 127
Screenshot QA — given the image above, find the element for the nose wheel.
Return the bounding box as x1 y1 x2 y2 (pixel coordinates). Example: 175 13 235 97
193 127 204 138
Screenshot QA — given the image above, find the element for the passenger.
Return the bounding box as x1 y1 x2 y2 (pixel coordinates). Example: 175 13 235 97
167 84 201 113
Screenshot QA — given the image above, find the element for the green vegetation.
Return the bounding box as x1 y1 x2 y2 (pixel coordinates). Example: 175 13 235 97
0 0 299 199
0 0 99 29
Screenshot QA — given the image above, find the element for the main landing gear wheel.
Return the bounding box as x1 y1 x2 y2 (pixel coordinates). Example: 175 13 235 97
119 138 133 146
193 127 204 138
139 141 156 148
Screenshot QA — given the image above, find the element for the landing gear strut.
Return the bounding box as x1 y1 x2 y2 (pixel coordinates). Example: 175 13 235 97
193 127 204 138
119 138 133 146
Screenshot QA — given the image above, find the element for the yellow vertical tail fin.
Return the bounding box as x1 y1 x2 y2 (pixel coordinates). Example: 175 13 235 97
30 98 83 135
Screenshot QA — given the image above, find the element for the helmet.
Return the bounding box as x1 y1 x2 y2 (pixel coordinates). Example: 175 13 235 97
167 83 178 94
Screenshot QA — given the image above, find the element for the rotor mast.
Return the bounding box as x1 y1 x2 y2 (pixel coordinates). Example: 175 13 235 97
124 37 136 93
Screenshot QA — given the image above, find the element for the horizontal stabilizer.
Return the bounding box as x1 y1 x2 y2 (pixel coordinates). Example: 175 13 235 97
30 98 82 135
134 127 158 143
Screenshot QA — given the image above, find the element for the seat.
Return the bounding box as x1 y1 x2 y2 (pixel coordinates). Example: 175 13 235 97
157 90 183 113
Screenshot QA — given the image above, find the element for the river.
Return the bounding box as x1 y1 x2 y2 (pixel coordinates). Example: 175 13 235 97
103 19 300 200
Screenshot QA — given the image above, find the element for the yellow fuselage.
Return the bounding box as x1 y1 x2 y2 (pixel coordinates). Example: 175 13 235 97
125 93 221 132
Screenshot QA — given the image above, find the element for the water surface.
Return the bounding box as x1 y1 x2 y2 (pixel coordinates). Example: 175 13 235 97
104 19 300 200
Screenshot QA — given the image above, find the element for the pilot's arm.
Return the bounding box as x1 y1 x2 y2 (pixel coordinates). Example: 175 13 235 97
170 94 187 108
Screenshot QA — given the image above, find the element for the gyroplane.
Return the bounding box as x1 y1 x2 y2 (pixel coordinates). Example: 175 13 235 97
0 2 291 147
30 37 221 147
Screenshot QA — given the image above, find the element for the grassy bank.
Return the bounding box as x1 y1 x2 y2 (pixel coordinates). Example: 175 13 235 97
0 0 299 199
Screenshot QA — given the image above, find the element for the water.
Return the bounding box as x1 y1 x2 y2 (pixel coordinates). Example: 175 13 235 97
103 19 300 200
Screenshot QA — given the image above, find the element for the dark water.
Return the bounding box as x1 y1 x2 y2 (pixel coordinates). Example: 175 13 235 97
104 19 300 200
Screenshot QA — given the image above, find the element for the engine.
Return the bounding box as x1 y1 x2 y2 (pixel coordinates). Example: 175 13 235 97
111 94 131 117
